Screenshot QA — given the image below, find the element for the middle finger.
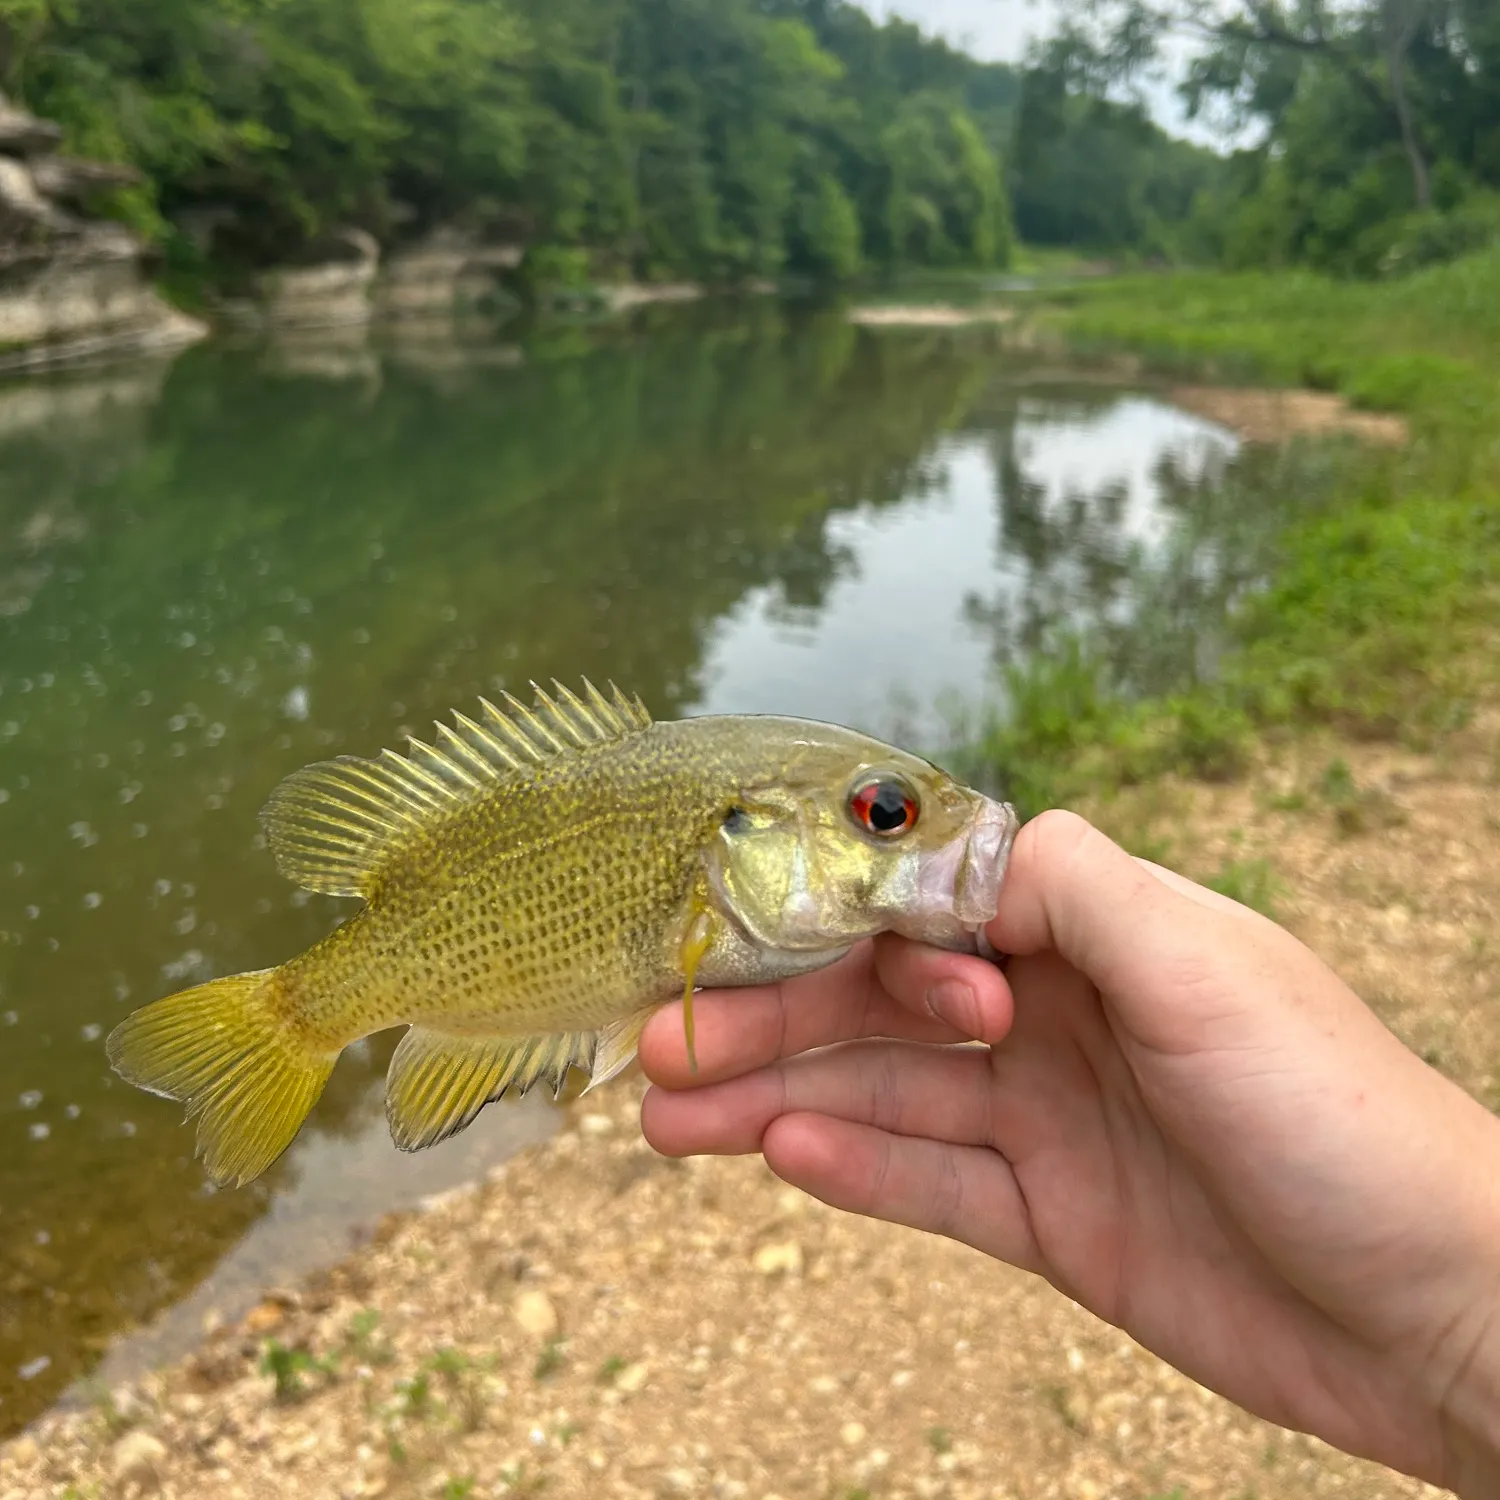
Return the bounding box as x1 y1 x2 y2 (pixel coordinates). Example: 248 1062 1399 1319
641 1037 998 1157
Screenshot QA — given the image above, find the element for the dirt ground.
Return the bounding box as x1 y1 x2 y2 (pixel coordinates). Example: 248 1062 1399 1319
1164 385 1409 445
2 712 1497 1500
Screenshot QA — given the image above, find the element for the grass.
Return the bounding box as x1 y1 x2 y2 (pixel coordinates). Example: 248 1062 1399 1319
343 1307 396 1366
1205 858 1284 918
953 245 1500 819
259 1339 338 1403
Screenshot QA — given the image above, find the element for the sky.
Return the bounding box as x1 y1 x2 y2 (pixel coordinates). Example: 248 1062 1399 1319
860 0 1062 64
857 0 1242 148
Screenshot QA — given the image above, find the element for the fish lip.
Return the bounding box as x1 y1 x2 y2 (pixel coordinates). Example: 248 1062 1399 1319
899 794 1020 952
954 795 1021 928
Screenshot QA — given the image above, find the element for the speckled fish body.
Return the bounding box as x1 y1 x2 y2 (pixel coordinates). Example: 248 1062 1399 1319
107 681 1019 1187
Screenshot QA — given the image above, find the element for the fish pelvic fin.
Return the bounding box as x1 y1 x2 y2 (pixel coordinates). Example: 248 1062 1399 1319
105 969 338 1188
260 679 653 899
385 1026 593 1152
580 1006 657 1094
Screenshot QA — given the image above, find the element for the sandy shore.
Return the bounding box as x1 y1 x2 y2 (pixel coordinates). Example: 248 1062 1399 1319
3 709 1497 1499
1166 384 1409 445
847 305 1015 327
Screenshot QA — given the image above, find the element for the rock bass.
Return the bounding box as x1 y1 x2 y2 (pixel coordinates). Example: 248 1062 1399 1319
107 680 1019 1187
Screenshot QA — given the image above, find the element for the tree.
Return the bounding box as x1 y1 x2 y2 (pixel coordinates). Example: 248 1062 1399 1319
1041 0 1500 270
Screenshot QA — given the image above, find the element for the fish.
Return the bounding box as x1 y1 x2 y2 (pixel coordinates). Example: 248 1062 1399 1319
106 680 1020 1188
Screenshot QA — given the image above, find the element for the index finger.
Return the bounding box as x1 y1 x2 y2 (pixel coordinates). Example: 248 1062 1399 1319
639 934 1011 1089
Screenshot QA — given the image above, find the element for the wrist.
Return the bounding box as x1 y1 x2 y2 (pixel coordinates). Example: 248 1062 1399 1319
1436 1111 1500 1498
1443 1314 1500 1499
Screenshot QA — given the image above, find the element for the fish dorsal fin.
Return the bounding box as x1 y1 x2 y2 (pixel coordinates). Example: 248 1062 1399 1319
261 678 652 898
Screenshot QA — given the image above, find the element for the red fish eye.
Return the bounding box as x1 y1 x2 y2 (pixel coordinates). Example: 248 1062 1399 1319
850 779 917 837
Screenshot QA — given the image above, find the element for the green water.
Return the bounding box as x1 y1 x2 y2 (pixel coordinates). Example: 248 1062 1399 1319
0 300 1277 1432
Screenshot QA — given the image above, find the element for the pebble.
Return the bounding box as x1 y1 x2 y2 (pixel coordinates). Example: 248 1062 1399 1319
3 1440 36 1469
242 1300 285 1334
839 1421 866 1446
751 1241 803 1276
111 1431 168 1495
578 1113 615 1137
615 1360 650 1394
513 1289 559 1339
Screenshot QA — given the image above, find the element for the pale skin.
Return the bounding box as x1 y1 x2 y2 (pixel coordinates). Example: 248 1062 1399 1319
637 810 1500 1496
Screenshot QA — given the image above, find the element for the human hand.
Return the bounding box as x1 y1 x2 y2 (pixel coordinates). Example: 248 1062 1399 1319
639 810 1500 1494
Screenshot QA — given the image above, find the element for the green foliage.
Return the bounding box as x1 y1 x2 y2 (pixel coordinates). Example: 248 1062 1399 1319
343 1307 396 1365
1010 45 1223 259
259 1339 337 1402
1378 193 1500 279
884 92 1010 267
791 173 864 279
395 1367 434 1418
955 250 1500 818
950 635 1255 818
1041 0 1500 276
1204 858 1283 918
4 0 1017 284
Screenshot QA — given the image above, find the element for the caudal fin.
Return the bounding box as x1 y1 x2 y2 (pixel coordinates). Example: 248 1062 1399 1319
106 969 337 1187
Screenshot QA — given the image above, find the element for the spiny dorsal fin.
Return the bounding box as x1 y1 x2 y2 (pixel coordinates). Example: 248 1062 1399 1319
261 678 652 898
385 1025 594 1151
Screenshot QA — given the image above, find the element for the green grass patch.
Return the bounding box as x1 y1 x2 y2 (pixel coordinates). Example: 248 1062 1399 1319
1205 858 1284 918
953 247 1500 815
259 1339 337 1403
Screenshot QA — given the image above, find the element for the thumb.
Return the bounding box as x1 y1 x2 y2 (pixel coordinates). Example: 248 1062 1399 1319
990 808 1215 968
987 810 1291 1053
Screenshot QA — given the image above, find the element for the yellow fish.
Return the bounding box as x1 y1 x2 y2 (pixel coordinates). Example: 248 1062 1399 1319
107 681 1019 1187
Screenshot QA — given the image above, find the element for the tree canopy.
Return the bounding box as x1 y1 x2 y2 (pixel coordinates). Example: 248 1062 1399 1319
1032 0 1500 274
0 0 1019 281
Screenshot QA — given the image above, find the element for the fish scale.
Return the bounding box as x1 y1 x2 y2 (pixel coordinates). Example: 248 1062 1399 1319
107 678 1019 1188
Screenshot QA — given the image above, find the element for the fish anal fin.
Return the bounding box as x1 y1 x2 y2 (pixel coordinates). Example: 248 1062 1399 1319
581 1006 657 1094
385 1026 592 1152
260 679 654 898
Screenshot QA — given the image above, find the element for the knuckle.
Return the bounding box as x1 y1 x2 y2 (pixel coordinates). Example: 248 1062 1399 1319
927 1149 968 1238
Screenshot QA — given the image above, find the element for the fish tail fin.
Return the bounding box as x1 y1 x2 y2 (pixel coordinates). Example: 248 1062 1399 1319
105 968 338 1188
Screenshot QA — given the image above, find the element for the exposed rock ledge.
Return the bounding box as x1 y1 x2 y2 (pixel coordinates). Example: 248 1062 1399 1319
0 92 207 373
203 224 526 333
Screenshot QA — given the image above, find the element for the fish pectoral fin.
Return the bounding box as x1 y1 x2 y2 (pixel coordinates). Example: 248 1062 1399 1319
581 1007 657 1094
385 1026 591 1152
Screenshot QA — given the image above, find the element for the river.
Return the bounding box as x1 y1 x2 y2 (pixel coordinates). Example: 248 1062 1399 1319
0 297 1278 1432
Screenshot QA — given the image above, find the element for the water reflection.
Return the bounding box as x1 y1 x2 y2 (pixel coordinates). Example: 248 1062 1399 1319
0 304 1280 1431
694 396 1239 738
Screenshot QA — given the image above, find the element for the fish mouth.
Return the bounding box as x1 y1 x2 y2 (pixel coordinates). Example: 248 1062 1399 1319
894 795 1021 954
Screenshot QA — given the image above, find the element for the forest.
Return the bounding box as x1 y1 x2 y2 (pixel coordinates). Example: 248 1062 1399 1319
1030 0 1500 274
0 0 1495 285
0 0 1021 283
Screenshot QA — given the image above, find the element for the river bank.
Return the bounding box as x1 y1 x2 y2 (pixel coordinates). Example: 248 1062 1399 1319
2 707 1493 1500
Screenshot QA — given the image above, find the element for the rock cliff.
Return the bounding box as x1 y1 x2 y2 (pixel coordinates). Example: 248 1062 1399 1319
0 91 207 372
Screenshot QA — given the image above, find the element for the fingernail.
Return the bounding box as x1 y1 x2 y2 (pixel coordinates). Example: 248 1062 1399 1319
925 979 975 1034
